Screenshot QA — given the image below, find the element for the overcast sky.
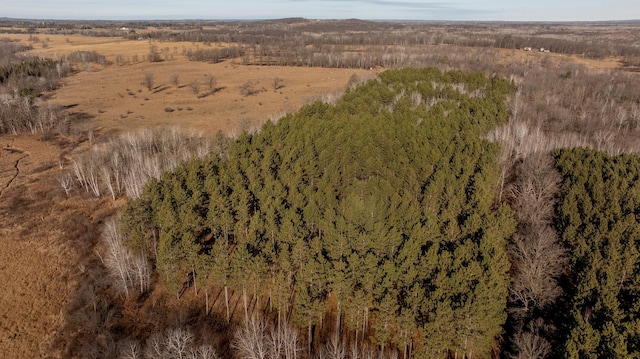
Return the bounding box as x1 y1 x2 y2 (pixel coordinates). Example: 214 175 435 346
3 0 639 22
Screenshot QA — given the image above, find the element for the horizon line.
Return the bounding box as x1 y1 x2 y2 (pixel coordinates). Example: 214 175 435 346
2 16 640 24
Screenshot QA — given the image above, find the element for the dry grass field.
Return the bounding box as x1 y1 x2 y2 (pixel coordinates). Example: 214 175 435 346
13 33 373 134
0 25 632 358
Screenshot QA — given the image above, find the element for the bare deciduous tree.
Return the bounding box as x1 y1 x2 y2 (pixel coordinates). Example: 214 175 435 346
118 339 143 359
116 54 126 66
349 341 376 359
317 332 347 359
509 224 565 310
507 153 565 312
509 320 552 359
66 127 219 200
58 172 73 196
73 159 101 197
100 166 116 200
233 316 269 359
148 45 162 62
232 316 301 359
102 218 151 297
268 320 300 359
143 328 218 359
165 328 193 358
240 81 261 96
489 144 566 358
207 75 217 94
145 332 165 358
188 345 219 359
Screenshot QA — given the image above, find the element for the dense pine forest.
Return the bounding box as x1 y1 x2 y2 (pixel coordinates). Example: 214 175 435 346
555 148 640 358
118 68 516 357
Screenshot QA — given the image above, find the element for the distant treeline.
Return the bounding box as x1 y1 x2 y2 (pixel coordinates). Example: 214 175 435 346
4 18 639 64
130 19 640 62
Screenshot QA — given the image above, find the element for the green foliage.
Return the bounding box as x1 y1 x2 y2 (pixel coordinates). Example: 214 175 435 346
121 67 515 356
555 148 640 358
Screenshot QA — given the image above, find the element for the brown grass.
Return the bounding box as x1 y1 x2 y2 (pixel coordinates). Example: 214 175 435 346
11 33 373 135
0 135 117 358
54 58 371 135
495 47 623 70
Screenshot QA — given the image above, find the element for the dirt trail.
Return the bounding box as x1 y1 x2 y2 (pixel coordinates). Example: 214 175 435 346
0 146 28 199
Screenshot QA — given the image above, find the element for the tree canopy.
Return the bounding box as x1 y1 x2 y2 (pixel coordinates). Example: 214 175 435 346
555 148 640 358
120 67 516 357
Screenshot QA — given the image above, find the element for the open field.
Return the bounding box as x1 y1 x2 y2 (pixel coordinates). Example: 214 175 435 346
1 19 640 358
53 59 371 134
8 33 373 135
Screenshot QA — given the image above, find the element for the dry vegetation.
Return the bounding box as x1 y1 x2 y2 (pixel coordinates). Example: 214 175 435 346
1 17 640 358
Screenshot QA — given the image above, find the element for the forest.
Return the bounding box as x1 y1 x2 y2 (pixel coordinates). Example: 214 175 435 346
0 38 107 135
554 148 640 358
119 68 515 358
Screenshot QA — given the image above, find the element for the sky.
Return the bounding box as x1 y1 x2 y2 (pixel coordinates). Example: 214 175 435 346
3 0 639 22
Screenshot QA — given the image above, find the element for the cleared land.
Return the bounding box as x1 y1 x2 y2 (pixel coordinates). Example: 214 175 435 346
12 33 373 134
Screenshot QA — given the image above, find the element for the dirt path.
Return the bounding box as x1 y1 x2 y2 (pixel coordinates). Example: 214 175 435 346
0 146 28 199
